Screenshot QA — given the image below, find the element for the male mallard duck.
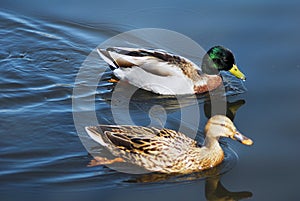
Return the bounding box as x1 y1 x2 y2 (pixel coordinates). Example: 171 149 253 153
98 46 246 95
85 115 253 174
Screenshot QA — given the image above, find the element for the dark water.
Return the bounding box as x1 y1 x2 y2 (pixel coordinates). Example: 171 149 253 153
1 1 300 200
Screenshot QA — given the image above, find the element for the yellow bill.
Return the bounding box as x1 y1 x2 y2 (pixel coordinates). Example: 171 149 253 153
229 64 246 81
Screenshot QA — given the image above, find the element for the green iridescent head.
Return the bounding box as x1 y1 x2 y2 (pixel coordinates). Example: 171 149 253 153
201 46 246 80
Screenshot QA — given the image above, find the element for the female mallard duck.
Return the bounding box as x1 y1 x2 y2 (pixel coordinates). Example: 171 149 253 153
85 115 253 174
98 46 246 95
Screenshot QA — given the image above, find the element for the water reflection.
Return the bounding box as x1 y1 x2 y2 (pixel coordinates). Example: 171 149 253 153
205 176 252 201
204 99 246 121
97 78 246 124
125 167 252 201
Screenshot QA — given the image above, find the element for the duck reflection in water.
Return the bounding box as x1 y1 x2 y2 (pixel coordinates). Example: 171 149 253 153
204 99 245 121
205 176 252 201
125 166 252 201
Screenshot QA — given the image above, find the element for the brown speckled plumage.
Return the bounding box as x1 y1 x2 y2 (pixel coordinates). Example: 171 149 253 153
85 115 253 174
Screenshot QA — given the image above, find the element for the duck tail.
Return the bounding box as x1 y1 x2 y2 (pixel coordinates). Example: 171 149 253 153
85 126 108 147
97 48 119 70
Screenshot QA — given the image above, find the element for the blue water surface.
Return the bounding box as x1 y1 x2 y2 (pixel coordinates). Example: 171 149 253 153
1 1 300 200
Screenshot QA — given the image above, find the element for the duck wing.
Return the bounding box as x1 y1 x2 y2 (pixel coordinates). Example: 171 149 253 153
98 47 201 77
85 125 198 172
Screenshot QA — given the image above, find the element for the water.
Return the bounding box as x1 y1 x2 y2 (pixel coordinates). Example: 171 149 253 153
1 1 300 200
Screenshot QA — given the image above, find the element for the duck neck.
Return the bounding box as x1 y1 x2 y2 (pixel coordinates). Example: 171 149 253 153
201 54 220 75
204 135 222 150
202 134 224 167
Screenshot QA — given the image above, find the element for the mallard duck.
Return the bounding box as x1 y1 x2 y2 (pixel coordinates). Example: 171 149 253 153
85 115 253 174
98 46 246 95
